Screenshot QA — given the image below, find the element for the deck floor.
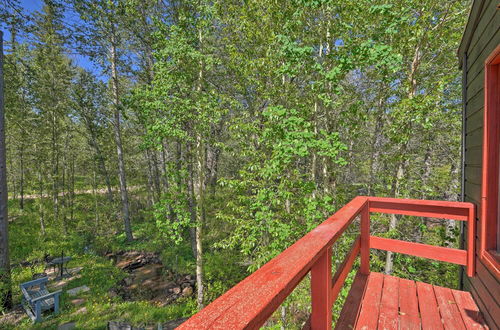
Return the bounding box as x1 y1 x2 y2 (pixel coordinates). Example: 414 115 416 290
336 272 489 329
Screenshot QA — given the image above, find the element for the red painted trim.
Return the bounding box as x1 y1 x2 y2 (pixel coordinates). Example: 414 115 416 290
369 197 470 221
311 249 332 329
360 205 370 275
467 205 476 277
370 236 467 265
331 237 360 304
480 43 500 279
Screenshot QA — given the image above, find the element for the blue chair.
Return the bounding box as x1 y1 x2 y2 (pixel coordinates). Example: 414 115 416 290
20 277 61 322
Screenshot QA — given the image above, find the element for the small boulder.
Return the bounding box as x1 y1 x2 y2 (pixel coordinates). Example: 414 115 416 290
181 286 193 297
58 322 76 330
71 298 85 306
67 285 90 297
172 287 181 295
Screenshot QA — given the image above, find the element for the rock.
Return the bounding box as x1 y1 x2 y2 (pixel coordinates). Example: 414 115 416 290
181 286 193 297
58 322 76 330
71 298 86 306
108 290 118 298
67 266 83 275
67 285 90 296
74 307 87 315
32 272 48 280
172 287 181 295
107 321 145 330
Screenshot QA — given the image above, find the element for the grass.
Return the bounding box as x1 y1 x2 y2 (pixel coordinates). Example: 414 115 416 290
3 194 198 329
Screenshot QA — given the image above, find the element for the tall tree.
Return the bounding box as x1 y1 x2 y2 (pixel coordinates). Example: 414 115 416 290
72 0 133 241
0 30 12 311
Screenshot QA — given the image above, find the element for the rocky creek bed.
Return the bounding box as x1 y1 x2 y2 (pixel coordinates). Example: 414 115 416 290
107 251 195 306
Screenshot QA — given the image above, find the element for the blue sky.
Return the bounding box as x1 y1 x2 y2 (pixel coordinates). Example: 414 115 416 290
2 0 101 77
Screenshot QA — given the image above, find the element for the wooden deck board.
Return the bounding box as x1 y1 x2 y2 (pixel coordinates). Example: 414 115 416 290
417 281 445 330
378 275 399 330
434 285 467 330
451 289 489 329
399 278 420 330
334 272 368 330
337 272 488 330
355 272 383 330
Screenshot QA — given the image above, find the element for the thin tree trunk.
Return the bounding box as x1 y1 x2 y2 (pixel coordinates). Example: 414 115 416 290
187 143 198 259
52 121 59 225
445 163 460 247
195 29 205 309
92 168 99 229
110 28 133 242
384 160 405 274
0 32 12 310
384 43 421 274
195 135 205 309
70 153 75 223
145 149 156 206
19 146 24 210
85 123 113 204
38 170 45 236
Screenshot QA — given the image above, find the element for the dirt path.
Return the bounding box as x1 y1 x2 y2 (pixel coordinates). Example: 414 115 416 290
8 185 142 200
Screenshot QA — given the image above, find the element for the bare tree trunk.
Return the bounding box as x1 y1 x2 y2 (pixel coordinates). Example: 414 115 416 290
110 29 133 242
445 163 460 247
19 146 24 210
368 101 384 196
195 135 205 310
384 161 405 274
0 32 12 310
38 170 45 236
70 153 75 223
51 114 59 226
384 43 421 274
145 149 156 206
195 29 205 309
186 143 198 259
92 168 99 229
85 123 113 204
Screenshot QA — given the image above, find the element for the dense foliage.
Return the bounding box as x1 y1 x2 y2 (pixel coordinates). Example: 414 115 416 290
0 0 468 328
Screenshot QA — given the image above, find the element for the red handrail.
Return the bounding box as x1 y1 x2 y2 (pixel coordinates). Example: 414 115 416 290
178 196 475 330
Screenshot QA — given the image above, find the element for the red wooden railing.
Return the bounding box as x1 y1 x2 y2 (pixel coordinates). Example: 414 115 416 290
178 196 475 330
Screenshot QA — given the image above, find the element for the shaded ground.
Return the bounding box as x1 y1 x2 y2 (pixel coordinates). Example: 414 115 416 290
0 251 193 329
109 251 195 306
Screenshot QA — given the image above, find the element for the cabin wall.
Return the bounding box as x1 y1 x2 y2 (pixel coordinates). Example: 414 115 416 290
462 0 500 328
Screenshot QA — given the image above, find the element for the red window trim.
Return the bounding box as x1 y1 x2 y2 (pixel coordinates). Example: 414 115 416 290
480 43 500 279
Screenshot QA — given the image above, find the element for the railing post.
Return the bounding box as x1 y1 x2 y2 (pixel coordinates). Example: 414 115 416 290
467 205 475 277
311 249 332 330
360 203 370 275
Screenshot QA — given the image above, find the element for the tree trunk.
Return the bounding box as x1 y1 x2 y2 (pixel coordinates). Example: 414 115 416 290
85 122 113 204
19 146 24 210
195 29 205 309
445 163 460 247
0 32 12 310
110 28 133 242
368 101 384 195
38 170 45 236
51 112 59 225
384 160 405 275
186 143 198 259
195 135 205 309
